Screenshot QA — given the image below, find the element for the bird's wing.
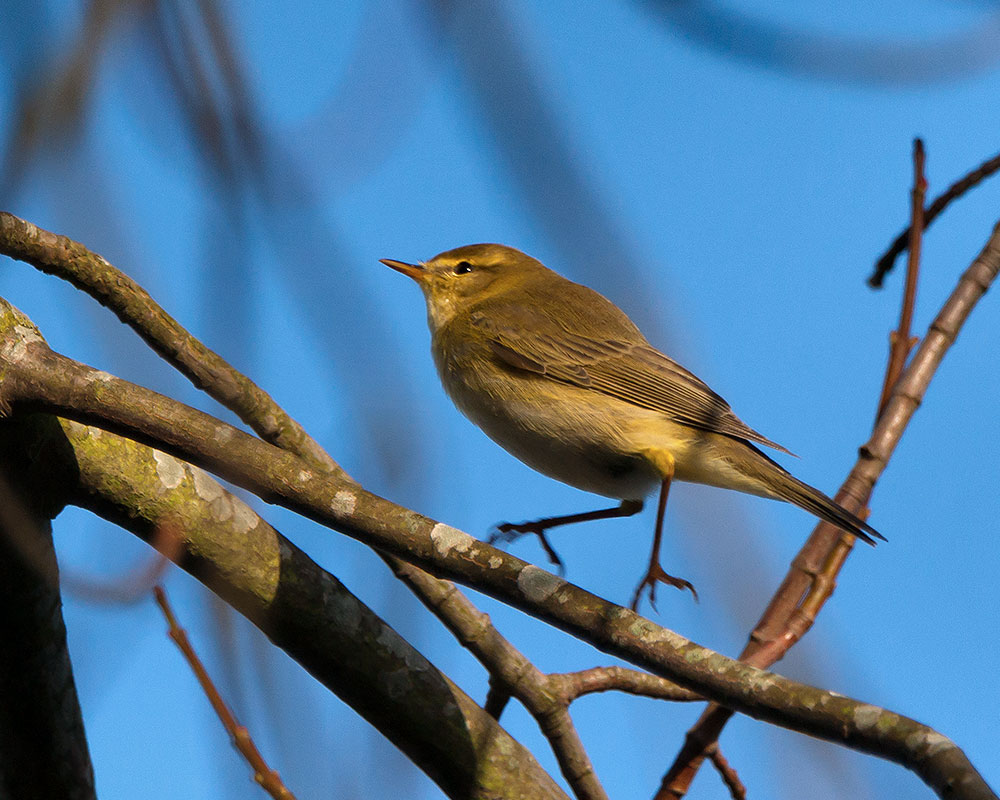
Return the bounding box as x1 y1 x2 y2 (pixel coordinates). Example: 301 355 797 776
470 303 792 454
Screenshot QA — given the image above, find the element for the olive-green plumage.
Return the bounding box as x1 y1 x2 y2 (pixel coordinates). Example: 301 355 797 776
383 244 882 553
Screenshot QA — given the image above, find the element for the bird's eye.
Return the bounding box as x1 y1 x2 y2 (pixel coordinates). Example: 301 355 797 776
453 261 474 275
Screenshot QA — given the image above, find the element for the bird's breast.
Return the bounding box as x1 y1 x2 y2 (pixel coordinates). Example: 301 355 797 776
431 336 665 499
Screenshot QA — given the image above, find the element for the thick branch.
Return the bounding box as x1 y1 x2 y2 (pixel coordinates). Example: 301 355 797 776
0 418 95 799
0 302 992 799
0 211 606 795
34 412 567 800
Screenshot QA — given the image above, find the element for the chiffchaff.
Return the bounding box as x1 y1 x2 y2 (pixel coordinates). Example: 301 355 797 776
383 244 882 609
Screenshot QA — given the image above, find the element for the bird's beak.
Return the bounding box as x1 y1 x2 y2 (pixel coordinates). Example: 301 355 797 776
380 258 426 281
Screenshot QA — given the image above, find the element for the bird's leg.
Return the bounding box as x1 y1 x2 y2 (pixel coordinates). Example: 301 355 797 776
630 454 697 611
492 499 643 572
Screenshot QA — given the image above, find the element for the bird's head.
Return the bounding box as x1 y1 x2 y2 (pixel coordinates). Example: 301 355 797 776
382 243 547 330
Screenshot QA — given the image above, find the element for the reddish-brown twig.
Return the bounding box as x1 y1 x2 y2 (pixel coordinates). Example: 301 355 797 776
876 138 926 417
62 522 181 605
706 743 745 800
870 147 1000 287
657 142 932 799
153 586 296 800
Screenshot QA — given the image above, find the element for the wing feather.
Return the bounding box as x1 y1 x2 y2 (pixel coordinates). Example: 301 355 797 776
470 303 792 454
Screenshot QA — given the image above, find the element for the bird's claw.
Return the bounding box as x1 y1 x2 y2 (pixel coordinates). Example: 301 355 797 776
489 521 566 575
630 563 698 612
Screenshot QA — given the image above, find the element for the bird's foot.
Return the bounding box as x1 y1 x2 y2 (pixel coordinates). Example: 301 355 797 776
630 562 698 612
490 521 566 574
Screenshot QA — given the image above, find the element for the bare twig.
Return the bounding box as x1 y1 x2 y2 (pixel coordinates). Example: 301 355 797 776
386 556 610 800
0 212 347 482
655 219 1000 798
706 743 745 800
876 138 926 417
550 666 698 704
870 148 1000 287
153 586 295 800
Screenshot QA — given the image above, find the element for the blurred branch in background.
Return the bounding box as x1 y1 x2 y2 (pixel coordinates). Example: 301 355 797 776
636 0 1000 85
1 0 423 485
154 585 296 800
1 0 154 193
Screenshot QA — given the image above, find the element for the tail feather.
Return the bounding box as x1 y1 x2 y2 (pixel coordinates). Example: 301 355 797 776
776 472 884 545
742 445 885 545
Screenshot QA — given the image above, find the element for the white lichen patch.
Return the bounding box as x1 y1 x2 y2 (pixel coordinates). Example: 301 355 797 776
191 465 224 502
430 523 473 557
628 618 687 649
0 324 42 361
153 450 185 489
745 670 780 693
229 494 259 534
517 565 563 603
213 425 234 443
87 369 115 382
85 425 103 439
209 494 233 522
0 338 28 362
13 324 43 346
297 469 312 483
329 489 356 516
488 556 503 569
853 703 882 731
205 490 258 533
906 729 953 756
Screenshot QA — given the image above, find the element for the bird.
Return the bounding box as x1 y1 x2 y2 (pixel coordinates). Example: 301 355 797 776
382 243 883 609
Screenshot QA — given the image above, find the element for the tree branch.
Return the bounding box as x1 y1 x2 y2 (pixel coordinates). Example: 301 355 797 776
658 218 1000 796
0 209 625 796
0 211 347 481
870 148 1000 287
153 585 296 800
0 300 993 799
0 446 95 800
22 409 568 800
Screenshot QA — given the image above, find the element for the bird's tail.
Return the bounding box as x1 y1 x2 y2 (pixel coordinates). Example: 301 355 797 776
743 445 885 545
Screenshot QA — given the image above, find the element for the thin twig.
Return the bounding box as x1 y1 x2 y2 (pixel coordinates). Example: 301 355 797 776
655 214 1000 797
552 666 698 703
385 556 610 800
870 148 1000 287
876 138 926 417
0 212 348 482
660 141 928 797
153 586 296 800
706 743 745 800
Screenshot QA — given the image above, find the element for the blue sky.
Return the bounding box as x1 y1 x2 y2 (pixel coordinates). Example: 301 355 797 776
2 2 999 798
